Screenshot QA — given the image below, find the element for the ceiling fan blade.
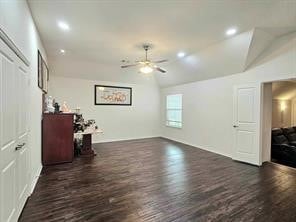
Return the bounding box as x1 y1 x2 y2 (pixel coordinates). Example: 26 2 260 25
155 66 166 73
121 64 138 68
135 61 146 65
153 59 168 64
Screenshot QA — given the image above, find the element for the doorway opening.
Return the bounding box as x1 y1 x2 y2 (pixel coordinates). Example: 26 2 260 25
262 80 296 168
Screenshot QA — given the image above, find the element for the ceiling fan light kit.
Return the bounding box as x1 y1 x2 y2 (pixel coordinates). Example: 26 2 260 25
140 65 153 74
121 44 168 74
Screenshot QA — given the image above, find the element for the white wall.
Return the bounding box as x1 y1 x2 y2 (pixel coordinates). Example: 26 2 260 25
292 98 296 126
0 0 47 190
49 76 160 142
161 32 296 158
272 99 292 128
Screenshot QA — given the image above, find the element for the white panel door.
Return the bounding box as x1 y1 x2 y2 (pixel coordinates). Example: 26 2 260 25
15 64 30 214
0 44 17 222
0 40 30 222
233 83 262 166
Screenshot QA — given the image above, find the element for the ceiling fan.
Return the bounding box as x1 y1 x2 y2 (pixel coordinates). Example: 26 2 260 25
121 45 168 74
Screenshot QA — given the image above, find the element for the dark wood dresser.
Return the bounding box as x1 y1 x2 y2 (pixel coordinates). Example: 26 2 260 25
42 113 74 165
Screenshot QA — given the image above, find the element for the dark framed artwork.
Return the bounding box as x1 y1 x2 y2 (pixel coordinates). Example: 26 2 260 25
42 60 49 93
38 49 49 93
94 85 132 105
37 50 43 89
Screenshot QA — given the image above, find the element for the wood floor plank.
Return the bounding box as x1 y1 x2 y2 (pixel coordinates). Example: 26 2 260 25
19 137 296 222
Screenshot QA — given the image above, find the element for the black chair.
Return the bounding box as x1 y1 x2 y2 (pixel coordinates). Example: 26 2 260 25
271 128 296 167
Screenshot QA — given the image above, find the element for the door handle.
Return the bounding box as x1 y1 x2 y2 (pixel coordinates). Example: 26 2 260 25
15 145 22 150
15 143 26 151
233 125 239 128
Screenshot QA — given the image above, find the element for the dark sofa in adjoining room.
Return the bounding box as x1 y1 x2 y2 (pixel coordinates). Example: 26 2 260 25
271 127 296 167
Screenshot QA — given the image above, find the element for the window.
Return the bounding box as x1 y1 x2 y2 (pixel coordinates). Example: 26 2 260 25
166 94 182 128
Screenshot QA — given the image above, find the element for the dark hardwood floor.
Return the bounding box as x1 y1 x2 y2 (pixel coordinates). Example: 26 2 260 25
19 137 296 222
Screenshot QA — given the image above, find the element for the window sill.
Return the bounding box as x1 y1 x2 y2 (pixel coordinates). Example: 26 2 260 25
166 125 182 129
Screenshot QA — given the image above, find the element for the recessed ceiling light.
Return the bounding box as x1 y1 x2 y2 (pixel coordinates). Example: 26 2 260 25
57 21 70 31
177 52 185 58
60 49 66 54
226 28 237 36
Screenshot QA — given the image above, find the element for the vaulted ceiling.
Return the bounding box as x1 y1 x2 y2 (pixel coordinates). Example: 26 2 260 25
28 0 296 87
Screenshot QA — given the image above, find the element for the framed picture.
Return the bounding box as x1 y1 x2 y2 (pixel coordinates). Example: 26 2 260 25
42 60 49 93
94 85 132 105
37 50 43 89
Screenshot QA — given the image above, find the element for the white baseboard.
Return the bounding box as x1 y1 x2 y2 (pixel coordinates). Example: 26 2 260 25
93 135 161 144
161 136 232 158
30 165 42 194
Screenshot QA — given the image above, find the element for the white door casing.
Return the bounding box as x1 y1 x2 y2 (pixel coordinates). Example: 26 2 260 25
0 38 30 222
233 83 262 166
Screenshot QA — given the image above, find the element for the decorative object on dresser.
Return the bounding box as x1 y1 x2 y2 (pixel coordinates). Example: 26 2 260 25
43 95 65 114
54 102 61 113
42 113 74 165
61 101 71 113
44 95 55 113
94 85 132 105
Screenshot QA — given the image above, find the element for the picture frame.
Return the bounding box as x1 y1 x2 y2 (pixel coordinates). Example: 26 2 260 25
42 60 49 93
37 50 43 89
94 85 132 106
38 49 49 93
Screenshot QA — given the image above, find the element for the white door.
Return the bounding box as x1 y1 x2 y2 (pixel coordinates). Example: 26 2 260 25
233 83 262 166
15 62 30 216
0 39 30 222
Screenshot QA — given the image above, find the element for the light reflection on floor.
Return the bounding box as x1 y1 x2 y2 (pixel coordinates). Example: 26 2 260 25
164 144 188 194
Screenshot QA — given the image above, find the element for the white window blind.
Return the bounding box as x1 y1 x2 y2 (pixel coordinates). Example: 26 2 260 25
166 94 182 128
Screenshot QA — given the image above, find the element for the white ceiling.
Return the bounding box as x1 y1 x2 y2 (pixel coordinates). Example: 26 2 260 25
28 0 296 87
